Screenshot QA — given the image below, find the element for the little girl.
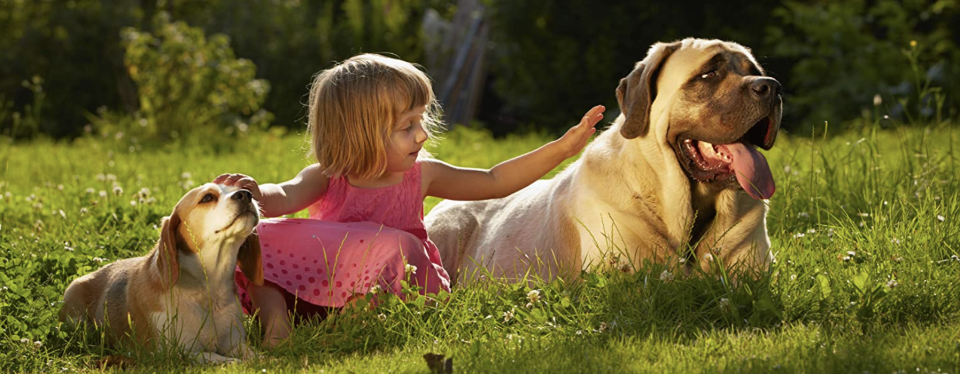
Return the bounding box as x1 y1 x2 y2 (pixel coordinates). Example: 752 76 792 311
216 53 604 347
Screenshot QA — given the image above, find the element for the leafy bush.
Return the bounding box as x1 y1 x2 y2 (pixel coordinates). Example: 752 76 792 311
765 0 959 130
117 13 271 142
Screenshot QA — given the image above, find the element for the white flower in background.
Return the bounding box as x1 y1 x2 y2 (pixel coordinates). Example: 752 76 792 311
106 174 117 182
885 279 898 289
99 190 107 198
85 188 95 194
404 264 417 276
112 186 123 196
96 174 106 181
369 284 382 294
503 308 515 322
937 215 945 222
377 313 386 321
659 269 674 282
719 298 731 311
873 94 882 106
34 341 42 349
798 212 809 218
181 172 192 180
138 187 151 199
79 208 88 215
599 322 608 332
527 290 540 304
20 338 29 344
130 200 137 207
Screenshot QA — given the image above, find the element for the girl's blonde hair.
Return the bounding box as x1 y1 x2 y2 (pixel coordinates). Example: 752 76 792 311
307 53 443 179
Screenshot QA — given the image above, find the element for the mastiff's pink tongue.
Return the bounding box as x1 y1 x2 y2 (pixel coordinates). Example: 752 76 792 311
720 142 775 200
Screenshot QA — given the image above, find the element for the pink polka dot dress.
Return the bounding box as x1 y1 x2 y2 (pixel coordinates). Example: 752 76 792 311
234 161 451 311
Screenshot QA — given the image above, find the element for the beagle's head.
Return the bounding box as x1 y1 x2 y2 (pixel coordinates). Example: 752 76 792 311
153 183 263 289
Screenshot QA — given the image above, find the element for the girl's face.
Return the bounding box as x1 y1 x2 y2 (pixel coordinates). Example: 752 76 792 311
384 105 428 173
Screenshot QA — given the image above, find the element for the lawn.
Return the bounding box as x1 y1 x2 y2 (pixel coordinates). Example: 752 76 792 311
1 122 959 373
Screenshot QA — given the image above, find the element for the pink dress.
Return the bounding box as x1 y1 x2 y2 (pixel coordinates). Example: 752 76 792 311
235 161 451 311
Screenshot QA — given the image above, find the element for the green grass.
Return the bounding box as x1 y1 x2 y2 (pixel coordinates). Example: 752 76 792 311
1 122 959 373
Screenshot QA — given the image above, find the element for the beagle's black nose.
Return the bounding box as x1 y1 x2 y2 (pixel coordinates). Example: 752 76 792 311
232 190 253 203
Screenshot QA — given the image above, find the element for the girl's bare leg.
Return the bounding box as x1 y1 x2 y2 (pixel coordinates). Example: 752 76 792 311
247 281 292 348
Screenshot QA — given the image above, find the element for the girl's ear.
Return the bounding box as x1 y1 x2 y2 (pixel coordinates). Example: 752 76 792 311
237 232 264 286
154 214 182 290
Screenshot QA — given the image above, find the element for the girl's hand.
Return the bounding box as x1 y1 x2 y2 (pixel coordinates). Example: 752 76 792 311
556 105 605 158
213 173 263 201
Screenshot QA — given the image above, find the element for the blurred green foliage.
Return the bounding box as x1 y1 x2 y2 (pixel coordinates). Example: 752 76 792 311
765 0 959 131
118 13 271 141
0 0 957 141
484 0 959 134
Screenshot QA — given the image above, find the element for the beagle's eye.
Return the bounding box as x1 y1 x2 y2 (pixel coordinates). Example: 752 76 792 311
200 194 216 203
700 70 718 80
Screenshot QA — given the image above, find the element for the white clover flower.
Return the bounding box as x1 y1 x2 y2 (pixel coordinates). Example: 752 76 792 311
99 190 107 198
369 284 382 294
113 186 123 196
106 174 117 182
404 264 417 276
96 173 106 181
79 208 88 215
138 187 151 199
857 212 870 217
181 172 192 180
798 212 809 218
659 269 674 282
503 308 514 322
20 338 29 344
576 330 583 335
129 200 137 207
937 215 945 222
34 341 42 348
377 313 386 321
85 188 95 194
790 274 797 281
599 322 608 332
719 298 731 311
792 232 805 238
885 279 898 289
526 290 540 304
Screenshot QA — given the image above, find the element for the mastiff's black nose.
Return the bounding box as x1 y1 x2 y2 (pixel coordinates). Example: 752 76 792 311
750 77 782 100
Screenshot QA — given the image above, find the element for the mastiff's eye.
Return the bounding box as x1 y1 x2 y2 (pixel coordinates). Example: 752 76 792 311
700 70 718 80
200 194 216 203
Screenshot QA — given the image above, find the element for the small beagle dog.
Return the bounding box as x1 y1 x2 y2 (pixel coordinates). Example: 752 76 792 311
59 183 264 364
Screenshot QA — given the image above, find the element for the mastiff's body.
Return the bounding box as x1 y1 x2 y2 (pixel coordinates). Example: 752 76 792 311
426 38 782 284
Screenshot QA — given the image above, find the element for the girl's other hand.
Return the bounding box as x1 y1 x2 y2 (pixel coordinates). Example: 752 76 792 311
213 173 264 201
557 105 605 158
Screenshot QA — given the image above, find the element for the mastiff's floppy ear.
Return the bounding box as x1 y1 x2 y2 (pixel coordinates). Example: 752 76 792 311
237 232 264 286
617 41 680 139
154 214 182 290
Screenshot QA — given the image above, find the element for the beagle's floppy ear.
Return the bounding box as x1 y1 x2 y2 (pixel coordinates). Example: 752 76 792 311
237 232 264 286
154 214 182 290
617 41 680 139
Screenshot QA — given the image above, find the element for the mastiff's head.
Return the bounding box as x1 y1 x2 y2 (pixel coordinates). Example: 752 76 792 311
616 38 781 200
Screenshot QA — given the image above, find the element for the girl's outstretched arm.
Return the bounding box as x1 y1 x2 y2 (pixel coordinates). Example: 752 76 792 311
422 105 604 200
215 164 329 218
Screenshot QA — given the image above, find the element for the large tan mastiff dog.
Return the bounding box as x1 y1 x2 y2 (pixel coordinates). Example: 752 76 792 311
426 38 782 284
